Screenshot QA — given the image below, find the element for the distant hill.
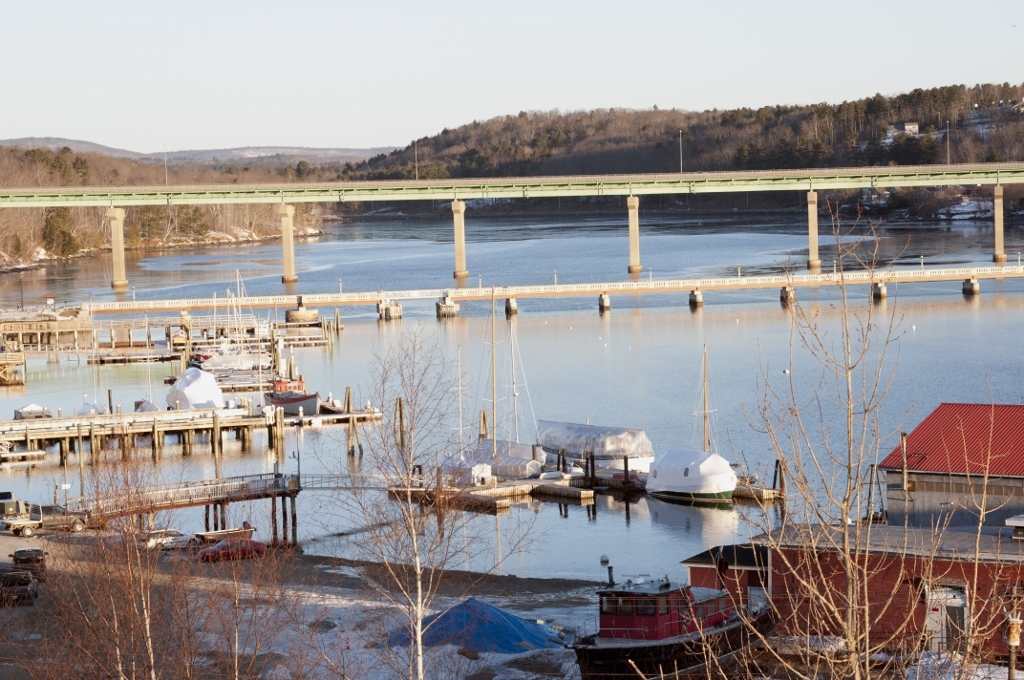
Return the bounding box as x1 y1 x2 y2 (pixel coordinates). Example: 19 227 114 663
348 81 1024 180
0 137 394 166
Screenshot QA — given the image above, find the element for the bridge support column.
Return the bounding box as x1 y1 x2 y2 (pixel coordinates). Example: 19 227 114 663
504 298 518 318
872 282 887 301
280 205 298 283
281 496 289 546
994 185 1006 264
271 495 279 546
108 208 128 290
963 277 980 296
452 200 469 279
806 192 821 271
627 196 642 274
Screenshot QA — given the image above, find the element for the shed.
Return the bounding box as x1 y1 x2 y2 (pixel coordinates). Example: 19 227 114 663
878 403 1024 527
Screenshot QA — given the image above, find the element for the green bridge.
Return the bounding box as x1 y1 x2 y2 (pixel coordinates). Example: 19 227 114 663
1 163 1021 290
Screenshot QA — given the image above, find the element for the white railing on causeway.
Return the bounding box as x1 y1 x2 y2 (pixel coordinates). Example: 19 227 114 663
80 265 1024 313
68 472 299 518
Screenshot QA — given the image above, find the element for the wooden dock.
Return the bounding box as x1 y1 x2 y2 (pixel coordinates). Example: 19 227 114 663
0 352 26 385
0 405 381 463
388 478 595 514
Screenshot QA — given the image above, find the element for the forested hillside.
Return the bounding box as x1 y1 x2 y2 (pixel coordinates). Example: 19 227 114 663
0 146 321 267
347 83 1024 179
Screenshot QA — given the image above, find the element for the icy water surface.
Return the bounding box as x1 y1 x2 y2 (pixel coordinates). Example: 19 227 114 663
1 212 1023 579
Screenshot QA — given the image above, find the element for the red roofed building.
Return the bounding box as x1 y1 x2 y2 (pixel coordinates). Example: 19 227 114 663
879 403 1024 527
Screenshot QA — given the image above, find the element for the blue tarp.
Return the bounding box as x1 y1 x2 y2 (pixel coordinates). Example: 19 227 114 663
386 597 564 653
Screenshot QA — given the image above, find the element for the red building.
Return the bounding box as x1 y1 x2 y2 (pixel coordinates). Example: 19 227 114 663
879 403 1024 528
760 523 1024 660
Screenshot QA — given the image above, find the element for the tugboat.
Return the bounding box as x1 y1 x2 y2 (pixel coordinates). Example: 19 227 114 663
573 564 776 679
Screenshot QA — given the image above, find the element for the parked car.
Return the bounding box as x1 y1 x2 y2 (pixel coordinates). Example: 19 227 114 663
9 547 47 581
0 570 39 606
198 538 266 563
136 528 194 551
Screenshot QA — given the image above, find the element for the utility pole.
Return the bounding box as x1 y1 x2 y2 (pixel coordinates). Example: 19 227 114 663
164 147 169 185
679 130 683 174
414 140 419 181
946 120 951 165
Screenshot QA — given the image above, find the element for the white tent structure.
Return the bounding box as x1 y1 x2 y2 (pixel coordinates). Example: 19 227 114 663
536 420 655 472
166 368 225 410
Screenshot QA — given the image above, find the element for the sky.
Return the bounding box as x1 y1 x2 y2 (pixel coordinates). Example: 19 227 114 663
2 0 1022 153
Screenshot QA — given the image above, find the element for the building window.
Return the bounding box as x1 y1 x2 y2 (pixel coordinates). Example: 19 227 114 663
658 596 669 614
616 597 633 615
684 467 689 477
637 598 655 616
601 596 614 614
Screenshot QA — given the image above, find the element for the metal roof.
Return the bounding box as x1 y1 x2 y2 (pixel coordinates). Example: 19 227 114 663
878 403 1024 478
680 544 769 571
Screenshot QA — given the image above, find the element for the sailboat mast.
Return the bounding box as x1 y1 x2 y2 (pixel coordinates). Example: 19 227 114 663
490 288 498 458
457 346 465 456
702 345 710 453
510 320 519 443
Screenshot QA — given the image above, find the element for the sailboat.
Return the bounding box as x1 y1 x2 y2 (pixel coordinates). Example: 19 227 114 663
646 346 737 503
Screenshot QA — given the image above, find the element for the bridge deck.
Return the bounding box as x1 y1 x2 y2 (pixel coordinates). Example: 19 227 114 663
2 163 1024 207
68 472 300 519
77 265 1024 315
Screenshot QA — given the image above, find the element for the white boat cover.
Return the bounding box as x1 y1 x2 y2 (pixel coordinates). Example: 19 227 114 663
440 456 492 487
468 439 543 479
15 404 47 415
74 401 110 416
647 449 737 496
166 367 225 410
536 420 654 459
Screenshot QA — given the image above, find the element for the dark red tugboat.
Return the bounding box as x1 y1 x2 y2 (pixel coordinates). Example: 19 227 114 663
573 573 776 679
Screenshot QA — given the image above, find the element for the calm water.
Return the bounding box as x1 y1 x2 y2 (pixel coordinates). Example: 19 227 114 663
1 211 1023 580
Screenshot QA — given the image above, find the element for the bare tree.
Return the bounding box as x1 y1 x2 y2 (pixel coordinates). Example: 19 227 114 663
316 330 532 680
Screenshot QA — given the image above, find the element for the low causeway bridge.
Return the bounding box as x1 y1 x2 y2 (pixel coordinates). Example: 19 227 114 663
75 264 1024 318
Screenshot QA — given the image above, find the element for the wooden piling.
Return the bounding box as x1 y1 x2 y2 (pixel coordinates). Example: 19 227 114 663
212 411 221 457
220 503 226 531
281 497 289 546
152 418 161 460
204 505 210 532
271 495 279 546
89 423 98 463
290 495 298 547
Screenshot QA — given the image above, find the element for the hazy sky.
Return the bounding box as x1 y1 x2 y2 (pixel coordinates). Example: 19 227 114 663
2 0 1022 153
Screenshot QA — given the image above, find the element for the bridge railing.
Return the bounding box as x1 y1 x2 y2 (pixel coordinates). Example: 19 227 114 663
69 473 299 517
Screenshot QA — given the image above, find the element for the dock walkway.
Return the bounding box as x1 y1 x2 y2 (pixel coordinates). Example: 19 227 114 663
68 472 299 520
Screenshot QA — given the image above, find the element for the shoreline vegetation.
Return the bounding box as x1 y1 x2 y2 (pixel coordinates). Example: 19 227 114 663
2 80 1023 271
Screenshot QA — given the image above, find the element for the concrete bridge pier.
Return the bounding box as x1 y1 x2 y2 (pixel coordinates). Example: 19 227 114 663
994 186 1006 264
598 294 611 313
806 192 821 271
872 282 887 300
280 205 298 283
108 208 128 290
689 289 704 308
504 298 518 318
452 200 469 279
435 295 459 318
627 196 642 274
963 277 980 296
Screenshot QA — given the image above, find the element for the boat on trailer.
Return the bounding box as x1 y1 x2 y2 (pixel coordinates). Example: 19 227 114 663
193 526 254 544
573 573 776 679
